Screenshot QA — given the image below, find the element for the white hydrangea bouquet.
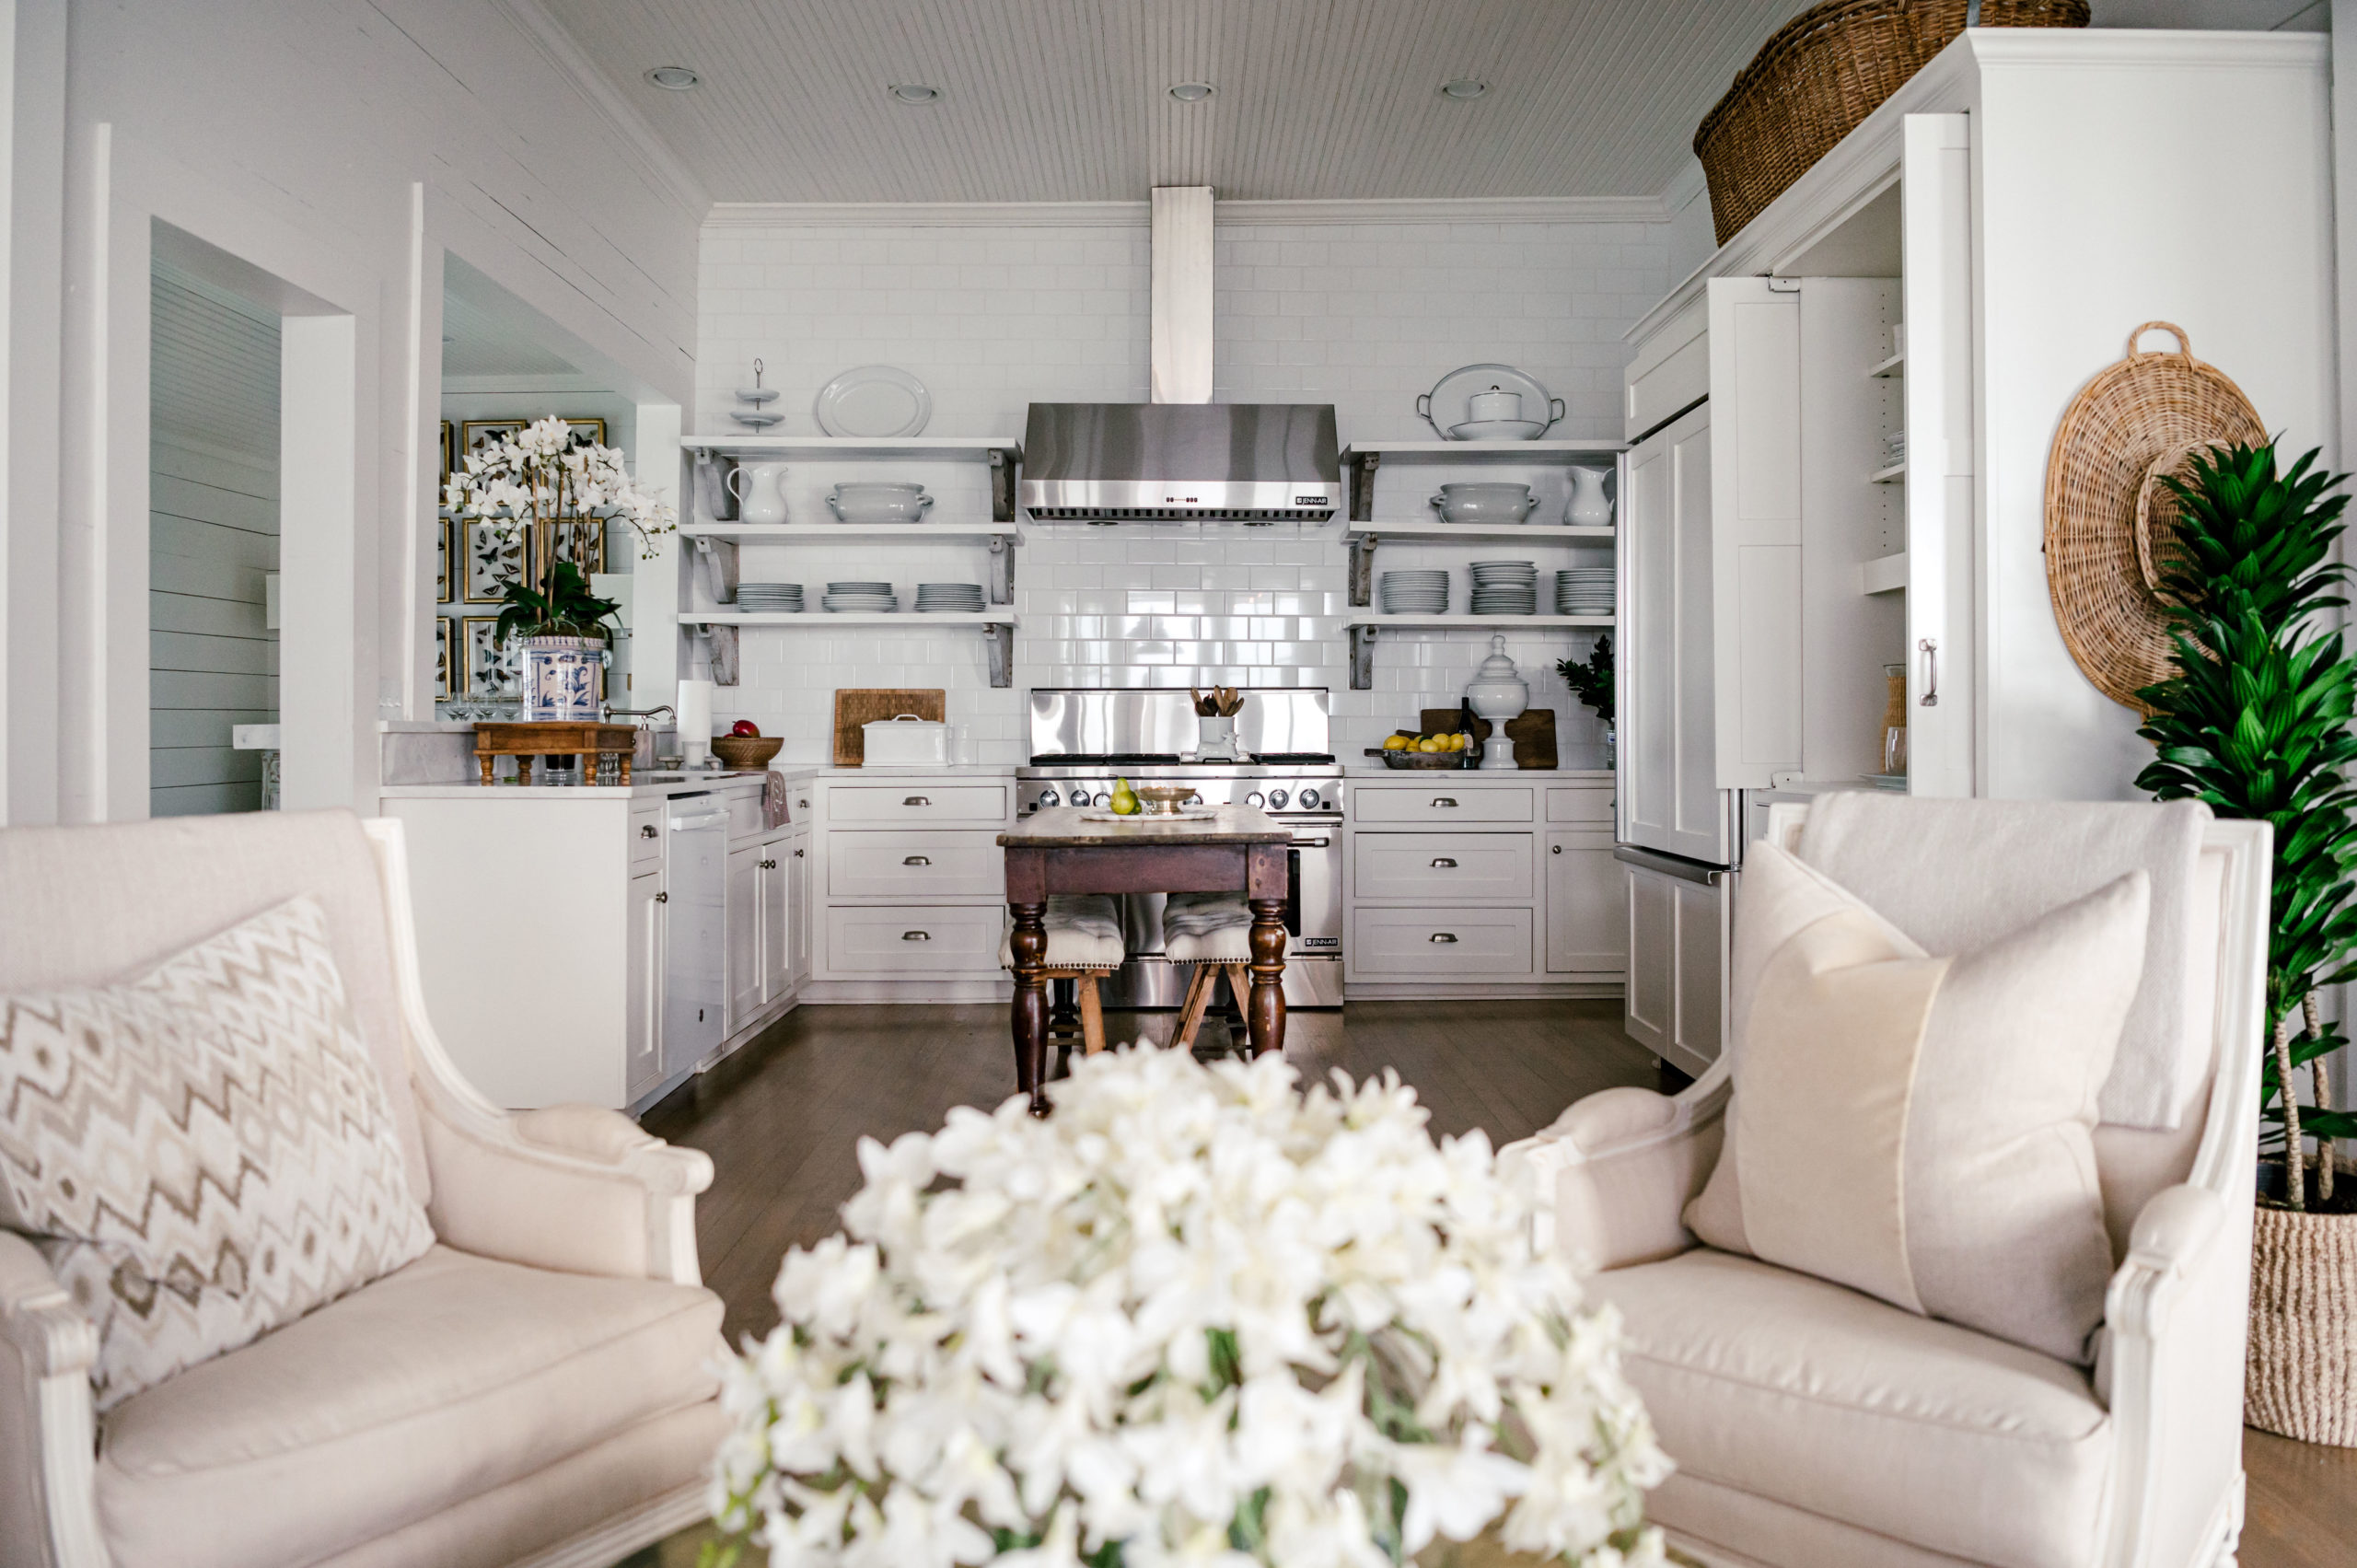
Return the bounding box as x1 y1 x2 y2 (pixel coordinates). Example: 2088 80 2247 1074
707 1048 1668 1568
443 416 674 636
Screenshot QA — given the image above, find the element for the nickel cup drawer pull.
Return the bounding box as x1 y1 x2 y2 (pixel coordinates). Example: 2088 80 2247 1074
1431 857 1457 868
902 930 931 942
1429 932 1457 944
1432 796 1458 807
903 796 932 807
903 854 931 865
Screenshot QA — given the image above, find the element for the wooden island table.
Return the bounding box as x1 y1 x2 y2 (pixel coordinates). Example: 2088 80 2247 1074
999 805 1293 1115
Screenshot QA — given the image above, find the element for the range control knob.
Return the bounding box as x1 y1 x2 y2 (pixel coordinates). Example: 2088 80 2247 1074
1076 790 1098 807
1246 791 1266 807
1297 787 1319 810
1039 787 1061 807
1267 788 1289 809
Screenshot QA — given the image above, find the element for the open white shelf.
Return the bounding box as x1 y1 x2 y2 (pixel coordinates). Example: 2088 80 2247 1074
1346 614 1614 630
678 435 1019 463
681 523 1020 541
1867 351 1906 378
1858 552 1909 596
681 610 1016 627
1870 460 1907 484
1341 439 1629 461
1342 521 1616 546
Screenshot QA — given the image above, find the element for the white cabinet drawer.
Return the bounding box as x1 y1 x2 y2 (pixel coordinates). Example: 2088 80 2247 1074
726 792 765 842
1353 785 1533 824
830 830 1001 898
826 904 1004 974
1351 907 1535 977
829 784 1007 826
1546 786 1614 824
629 806 662 871
1354 832 1533 901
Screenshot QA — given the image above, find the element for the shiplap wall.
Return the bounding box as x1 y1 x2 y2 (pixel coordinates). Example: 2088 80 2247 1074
694 211 1672 762
148 265 279 816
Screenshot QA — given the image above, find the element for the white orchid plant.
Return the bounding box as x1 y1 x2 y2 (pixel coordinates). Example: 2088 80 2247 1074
443 416 675 639
707 1048 1668 1568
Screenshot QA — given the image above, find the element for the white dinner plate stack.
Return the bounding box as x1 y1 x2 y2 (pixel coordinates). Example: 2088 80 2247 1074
734 582 805 613
1469 561 1538 616
1556 568 1615 616
823 580 898 613
1379 569 1449 615
915 582 985 614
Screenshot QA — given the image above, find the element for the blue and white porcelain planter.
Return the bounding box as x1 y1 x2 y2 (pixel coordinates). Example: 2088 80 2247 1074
519 635 606 722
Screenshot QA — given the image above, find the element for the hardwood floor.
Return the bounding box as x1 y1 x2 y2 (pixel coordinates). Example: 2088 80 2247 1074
642 999 2353 1568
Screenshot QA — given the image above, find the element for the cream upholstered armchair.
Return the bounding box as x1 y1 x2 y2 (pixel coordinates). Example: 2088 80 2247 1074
0 811 726 1568
1503 799 2270 1568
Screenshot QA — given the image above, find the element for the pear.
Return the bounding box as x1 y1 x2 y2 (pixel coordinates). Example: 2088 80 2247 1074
1109 776 1140 816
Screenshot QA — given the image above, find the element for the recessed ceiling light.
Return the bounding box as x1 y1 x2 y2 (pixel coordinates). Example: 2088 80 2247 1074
1169 82 1215 103
888 83 942 105
1439 78 1488 100
644 65 701 91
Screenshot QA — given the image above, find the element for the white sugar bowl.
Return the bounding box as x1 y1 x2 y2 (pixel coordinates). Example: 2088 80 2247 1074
1464 634 1528 771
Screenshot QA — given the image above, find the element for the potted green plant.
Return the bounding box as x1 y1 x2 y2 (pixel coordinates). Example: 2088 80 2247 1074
2133 439 2357 1444
1556 634 1615 767
445 418 674 721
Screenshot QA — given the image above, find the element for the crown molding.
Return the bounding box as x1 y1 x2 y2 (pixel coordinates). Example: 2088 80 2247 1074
706 193 1685 234
1660 159 1709 215
1216 196 1671 225
502 0 711 217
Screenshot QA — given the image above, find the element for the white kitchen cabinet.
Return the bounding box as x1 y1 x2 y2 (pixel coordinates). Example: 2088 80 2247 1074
758 839 793 1005
625 868 663 1099
788 835 812 987
808 774 1015 1000
1352 906 1536 979
727 842 761 1028
1620 852 1725 1079
1353 831 1533 903
1545 829 1623 976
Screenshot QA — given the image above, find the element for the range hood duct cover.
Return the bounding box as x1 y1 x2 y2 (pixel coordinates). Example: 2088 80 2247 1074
1018 402 1341 523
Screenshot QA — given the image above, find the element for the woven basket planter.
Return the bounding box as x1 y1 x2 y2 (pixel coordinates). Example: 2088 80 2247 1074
2247 1201 2357 1446
1693 0 2090 246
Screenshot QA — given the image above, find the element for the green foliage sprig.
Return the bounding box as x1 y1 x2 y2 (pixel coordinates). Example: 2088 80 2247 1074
2134 442 2357 1206
1556 633 1614 725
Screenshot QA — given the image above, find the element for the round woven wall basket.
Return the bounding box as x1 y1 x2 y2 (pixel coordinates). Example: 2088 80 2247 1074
2042 322 2267 714
2248 1203 2357 1445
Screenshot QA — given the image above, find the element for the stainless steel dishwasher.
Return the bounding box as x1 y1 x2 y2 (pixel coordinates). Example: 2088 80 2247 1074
661 798 728 1080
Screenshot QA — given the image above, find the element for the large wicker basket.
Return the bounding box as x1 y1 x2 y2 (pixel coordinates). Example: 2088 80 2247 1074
1694 0 2091 246
2247 1202 2357 1446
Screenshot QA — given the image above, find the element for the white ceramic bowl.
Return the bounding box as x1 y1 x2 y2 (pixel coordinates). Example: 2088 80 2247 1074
1446 418 1549 442
1429 482 1538 526
828 482 935 524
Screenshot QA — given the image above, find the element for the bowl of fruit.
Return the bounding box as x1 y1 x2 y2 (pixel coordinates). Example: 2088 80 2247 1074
712 720 784 771
1377 730 1473 769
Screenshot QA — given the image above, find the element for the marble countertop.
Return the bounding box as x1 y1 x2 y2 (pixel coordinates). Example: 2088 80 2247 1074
1342 764 1613 780
999 805 1291 847
380 771 782 801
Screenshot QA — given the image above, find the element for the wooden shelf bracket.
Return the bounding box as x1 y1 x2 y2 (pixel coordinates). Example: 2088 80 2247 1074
989 534 1017 605
1349 623 1377 690
1348 534 1376 608
988 623 1013 688
691 535 739 605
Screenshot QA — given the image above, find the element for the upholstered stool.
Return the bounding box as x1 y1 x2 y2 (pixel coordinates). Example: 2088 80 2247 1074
1000 895 1126 1056
1163 892 1253 1051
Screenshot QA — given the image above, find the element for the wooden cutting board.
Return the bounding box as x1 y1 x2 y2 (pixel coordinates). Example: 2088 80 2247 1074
1421 705 1558 768
833 688 946 766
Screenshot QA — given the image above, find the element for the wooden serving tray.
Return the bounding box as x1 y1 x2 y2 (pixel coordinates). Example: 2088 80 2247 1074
833 688 946 766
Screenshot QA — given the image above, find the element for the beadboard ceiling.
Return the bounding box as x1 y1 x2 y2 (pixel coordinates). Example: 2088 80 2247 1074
540 0 1825 203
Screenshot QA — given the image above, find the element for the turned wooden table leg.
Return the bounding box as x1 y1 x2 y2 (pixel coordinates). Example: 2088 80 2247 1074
1246 897 1288 1058
1008 900 1051 1115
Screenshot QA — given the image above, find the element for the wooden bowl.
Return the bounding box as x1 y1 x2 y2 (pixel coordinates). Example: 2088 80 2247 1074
712 734 784 770
1132 782 1206 813
1383 748 1468 770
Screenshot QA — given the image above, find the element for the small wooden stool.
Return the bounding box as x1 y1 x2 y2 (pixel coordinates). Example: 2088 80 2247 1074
1000 896 1125 1057
473 720 635 785
1164 893 1254 1051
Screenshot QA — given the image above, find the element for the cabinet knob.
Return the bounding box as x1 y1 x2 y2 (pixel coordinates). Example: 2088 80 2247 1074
655 890 668 903
902 930 931 942
1551 844 1562 854
1429 932 1457 944
903 854 931 865
903 796 932 807
1430 857 1457 868
639 823 657 840
1432 796 1458 808
795 848 805 858
797 798 809 809
761 858 776 869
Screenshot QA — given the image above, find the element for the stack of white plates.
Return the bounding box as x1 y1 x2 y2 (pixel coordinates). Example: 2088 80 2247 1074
823 580 898 613
1469 560 1538 616
734 582 804 613
915 582 984 613
1557 568 1615 616
1380 569 1449 614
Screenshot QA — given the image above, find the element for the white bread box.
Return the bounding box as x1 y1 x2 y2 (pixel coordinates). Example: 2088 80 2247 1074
863 714 951 767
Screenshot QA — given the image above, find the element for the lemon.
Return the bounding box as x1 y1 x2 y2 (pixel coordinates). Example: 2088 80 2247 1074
1419 737 1442 753
1383 734 1411 750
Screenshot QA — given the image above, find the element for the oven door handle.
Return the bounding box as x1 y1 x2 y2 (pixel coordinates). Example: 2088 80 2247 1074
1288 836 1330 848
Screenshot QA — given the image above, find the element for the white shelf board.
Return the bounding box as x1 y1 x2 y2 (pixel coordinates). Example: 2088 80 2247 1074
680 610 1015 627
1867 351 1906 378
1858 552 1909 596
1870 460 1907 484
1343 522 1616 545
678 436 1019 463
1342 439 1628 461
1347 614 1614 630
682 523 1020 541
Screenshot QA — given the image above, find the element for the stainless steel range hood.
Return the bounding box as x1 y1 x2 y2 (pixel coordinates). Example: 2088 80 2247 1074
1017 187 1342 524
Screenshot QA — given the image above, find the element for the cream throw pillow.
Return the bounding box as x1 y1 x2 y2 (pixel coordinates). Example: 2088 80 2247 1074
0 896 434 1410
1685 842 2146 1364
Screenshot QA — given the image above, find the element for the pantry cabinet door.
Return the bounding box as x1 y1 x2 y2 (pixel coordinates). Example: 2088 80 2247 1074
727 843 761 1029
1623 863 1676 1055
759 842 792 1004
1620 403 1730 864
1901 111 1976 796
1706 276 1805 790
626 869 663 1098
1546 830 1624 976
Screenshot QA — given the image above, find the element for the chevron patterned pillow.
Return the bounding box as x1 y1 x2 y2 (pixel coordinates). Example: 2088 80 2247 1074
0 895 434 1411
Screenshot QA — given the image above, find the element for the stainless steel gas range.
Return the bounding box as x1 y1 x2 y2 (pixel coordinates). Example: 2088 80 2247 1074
1016 688 1343 1008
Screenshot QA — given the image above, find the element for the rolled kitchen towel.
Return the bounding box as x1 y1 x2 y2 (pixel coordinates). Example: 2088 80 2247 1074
677 679 714 763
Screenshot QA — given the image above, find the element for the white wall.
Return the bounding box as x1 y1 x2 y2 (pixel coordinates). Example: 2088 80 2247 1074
694 207 1674 762
3 0 703 824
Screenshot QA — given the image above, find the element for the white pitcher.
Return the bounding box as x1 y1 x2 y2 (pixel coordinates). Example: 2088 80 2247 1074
727 461 789 525
1563 466 1613 528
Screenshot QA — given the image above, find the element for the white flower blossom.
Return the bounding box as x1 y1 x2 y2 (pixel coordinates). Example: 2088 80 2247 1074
708 1048 1667 1566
